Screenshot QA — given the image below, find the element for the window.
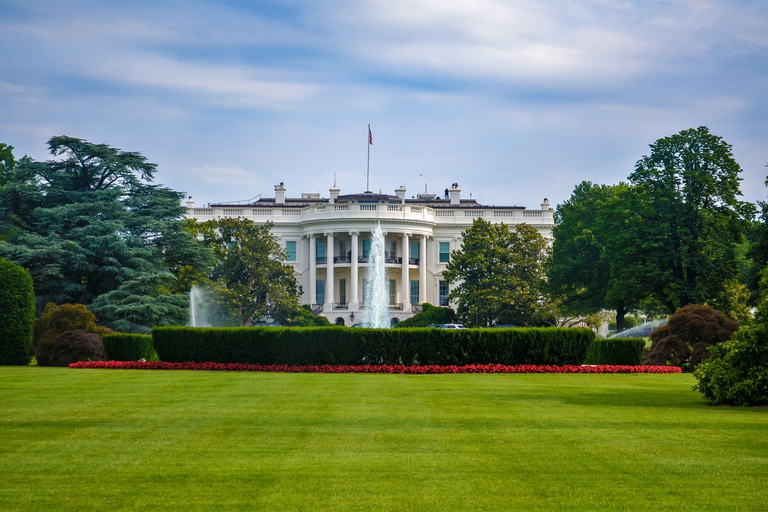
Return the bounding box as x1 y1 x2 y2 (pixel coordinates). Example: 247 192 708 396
316 279 325 305
339 279 346 306
362 239 371 260
439 280 449 306
316 240 326 263
286 241 297 262
338 240 347 262
410 241 420 264
410 280 419 305
439 242 450 263
388 240 396 261
389 279 397 306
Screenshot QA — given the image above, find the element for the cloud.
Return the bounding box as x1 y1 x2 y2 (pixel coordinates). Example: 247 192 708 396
189 165 256 187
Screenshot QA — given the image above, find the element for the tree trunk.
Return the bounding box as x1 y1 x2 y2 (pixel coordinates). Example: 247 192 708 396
615 305 627 332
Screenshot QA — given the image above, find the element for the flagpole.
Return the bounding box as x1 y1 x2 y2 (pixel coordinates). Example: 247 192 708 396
366 124 371 193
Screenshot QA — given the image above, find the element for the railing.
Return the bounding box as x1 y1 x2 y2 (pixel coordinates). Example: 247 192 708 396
464 210 484 218
333 303 348 310
408 258 420 265
334 255 352 263
435 210 454 217
223 208 243 216
334 204 349 211
523 210 543 218
282 209 301 216
192 208 214 216
316 256 327 264
253 209 272 216
360 204 377 211
387 205 403 212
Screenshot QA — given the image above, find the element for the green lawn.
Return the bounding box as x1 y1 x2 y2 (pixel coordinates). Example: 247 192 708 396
1 367 766 511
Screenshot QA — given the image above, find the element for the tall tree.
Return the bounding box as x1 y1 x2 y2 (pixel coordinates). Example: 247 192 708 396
195 217 302 326
444 219 549 327
0 143 14 186
0 136 210 330
545 181 642 331
624 126 750 314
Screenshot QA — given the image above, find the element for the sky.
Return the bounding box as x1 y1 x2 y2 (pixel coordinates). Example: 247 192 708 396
1 0 767 209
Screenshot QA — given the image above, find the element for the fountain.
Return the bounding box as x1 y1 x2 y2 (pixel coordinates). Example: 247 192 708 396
363 222 390 328
188 285 209 327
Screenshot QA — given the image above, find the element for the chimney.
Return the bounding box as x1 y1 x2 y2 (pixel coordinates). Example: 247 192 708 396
275 182 286 205
395 185 406 203
329 187 340 203
185 196 195 209
450 183 461 206
541 198 550 210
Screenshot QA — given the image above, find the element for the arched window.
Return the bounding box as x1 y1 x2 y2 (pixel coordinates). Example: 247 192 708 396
335 317 345 326
390 318 399 327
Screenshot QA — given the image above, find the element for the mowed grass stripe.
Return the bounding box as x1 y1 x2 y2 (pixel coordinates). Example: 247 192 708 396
1 367 766 511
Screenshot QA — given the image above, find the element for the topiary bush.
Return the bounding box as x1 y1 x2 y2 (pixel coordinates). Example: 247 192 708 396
642 304 739 372
584 338 646 365
102 334 157 361
0 259 36 365
36 330 108 367
31 303 114 359
394 303 455 328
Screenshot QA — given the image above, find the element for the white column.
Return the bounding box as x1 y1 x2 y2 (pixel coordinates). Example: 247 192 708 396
350 231 359 309
324 232 334 312
309 234 317 305
401 233 410 311
419 234 427 305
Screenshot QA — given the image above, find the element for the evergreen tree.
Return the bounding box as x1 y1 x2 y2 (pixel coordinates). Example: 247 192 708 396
0 136 210 330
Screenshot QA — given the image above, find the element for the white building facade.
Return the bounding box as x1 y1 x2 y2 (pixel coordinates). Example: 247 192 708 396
186 183 554 326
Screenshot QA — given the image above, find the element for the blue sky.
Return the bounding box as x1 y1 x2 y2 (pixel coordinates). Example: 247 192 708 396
2 0 767 208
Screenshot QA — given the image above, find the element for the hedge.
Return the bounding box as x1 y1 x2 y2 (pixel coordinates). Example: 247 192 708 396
0 259 35 365
584 338 646 366
102 334 157 361
152 326 595 366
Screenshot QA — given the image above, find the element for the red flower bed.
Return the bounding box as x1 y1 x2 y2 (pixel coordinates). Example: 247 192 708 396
69 361 682 374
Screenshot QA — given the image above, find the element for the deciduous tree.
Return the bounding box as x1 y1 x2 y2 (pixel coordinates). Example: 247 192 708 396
195 217 302 326
444 219 549 327
624 126 751 314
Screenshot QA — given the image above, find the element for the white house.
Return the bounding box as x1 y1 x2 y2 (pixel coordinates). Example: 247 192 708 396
186 183 554 326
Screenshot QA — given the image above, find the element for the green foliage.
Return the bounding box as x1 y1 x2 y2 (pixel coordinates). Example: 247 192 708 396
584 338 645 365
642 304 739 372
546 182 641 331
32 303 114 358
194 217 302 326
153 326 594 366
394 303 455 328
0 258 35 365
445 219 549 327
102 334 157 361
0 136 209 329
36 330 107 367
694 267 768 405
282 305 332 327
622 127 750 314
0 143 14 187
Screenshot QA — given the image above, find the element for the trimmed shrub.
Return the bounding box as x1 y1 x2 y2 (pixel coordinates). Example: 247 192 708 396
0 259 36 365
36 330 107 367
152 326 595 366
31 303 114 358
584 338 645 365
394 303 455 328
642 304 739 371
102 334 157 361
